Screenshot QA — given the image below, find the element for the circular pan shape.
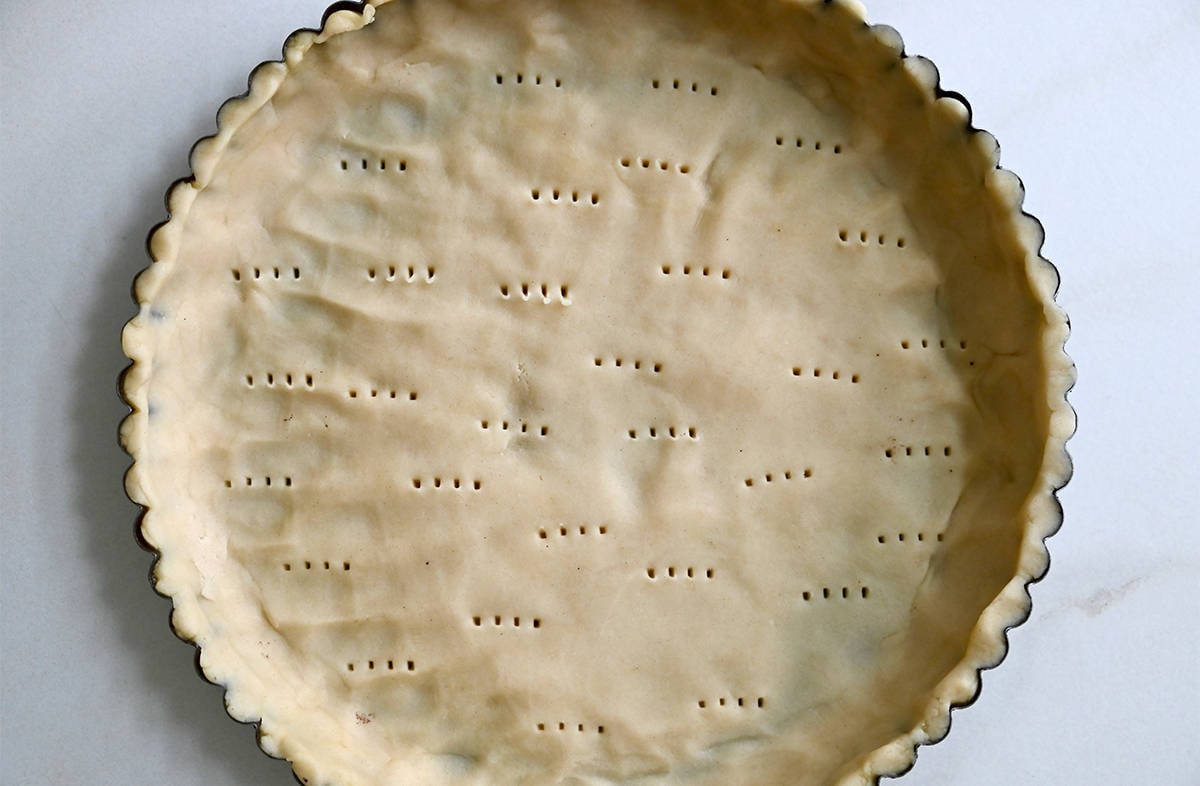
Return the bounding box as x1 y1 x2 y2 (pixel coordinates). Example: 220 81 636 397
120 1 1074 784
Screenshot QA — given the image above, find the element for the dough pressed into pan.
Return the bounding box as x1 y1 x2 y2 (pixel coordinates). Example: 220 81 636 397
121 1 1074 784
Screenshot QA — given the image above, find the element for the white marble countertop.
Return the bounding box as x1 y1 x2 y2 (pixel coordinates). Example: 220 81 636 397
2 1 1197 784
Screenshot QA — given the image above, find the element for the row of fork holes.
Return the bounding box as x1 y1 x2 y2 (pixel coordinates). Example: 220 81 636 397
283 560 348 571
473 616 540 628
879 532 944 543
232 267 299 281
628 426 696 440
802 586 870 601
792 367 859 383
531 189 599 205
540 524 608 538
246 373 313 389
595 357 661 372
348 389 417 400
481 420 548 436
698 697 765 709
367 266 434 282
537 723 604 734
620 157 690 174
340 158 406 171
839 229 907 248
775 136 842 153
661 265 730 279
496 73 561 87
902 339 968 350
347 659 413 672
647 566 714 580
499 282 568 299
744 469 810 487
651 78 718 95
885 446 952 458
226 476 292 488
412 477 481 490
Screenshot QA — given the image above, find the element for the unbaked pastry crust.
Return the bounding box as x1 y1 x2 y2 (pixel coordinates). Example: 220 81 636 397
120 2 1075 784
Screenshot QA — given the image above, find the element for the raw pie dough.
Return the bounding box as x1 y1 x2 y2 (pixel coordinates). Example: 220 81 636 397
120 1 1074 784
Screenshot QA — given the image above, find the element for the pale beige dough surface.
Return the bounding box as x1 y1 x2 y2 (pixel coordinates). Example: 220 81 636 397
121 1 1074 785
